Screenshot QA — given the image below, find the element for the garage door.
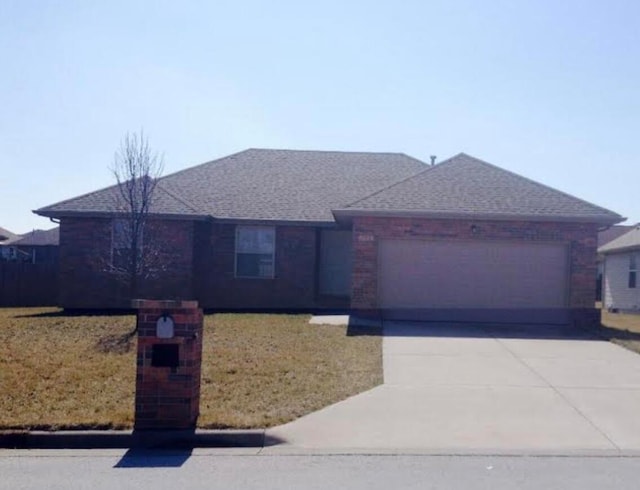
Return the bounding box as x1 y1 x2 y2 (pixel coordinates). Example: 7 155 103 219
378 239 569 323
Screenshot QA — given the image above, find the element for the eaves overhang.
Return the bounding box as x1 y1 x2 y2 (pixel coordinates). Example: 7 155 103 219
32 209 211 221
598 244 640 255
32 209 343 228
332 208 626 226
210 217 339 228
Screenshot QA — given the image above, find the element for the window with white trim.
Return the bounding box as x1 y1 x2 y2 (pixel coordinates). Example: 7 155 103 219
629 253 637 289
235 226 275 278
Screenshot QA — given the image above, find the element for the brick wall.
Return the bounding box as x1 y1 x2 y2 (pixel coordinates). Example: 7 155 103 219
194 222 318 309
134 299 203 430
352 216 599 316
59 217 195 309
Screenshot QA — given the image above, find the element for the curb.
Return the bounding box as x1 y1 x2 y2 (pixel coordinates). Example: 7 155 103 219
0 429 274 450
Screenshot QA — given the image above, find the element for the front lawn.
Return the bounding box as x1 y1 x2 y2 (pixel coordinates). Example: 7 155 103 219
0 308 382 430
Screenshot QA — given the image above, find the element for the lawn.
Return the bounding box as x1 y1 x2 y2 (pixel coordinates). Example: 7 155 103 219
0 308 382 431
598 308 640 355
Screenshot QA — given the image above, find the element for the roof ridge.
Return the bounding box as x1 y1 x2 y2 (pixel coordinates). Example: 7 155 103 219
34 180 121 214
245 147 416 157
35 174 204 216
341 153 459 209
34 150 255 214
158 148 419 183
458 153 624 219
158 148 253 181
154 182 204 215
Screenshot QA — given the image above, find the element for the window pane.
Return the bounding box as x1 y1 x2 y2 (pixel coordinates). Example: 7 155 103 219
236 253 273 278
237 227 274 254
257 229 275 254
237 228 257 253
631 254 637 271
113 219 143 250
236 226 275 278
630 271 637 289
113 219 129 249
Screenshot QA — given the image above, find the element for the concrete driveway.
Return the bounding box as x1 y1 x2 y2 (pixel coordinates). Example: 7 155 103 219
266 321 640 453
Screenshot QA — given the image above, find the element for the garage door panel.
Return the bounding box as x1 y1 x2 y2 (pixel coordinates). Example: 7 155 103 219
378 240 567 310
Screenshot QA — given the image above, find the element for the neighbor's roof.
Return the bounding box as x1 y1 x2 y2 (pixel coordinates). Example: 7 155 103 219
35 149 427 223
12 227 60 246
599 226 640 254
334 153 624 224
598 224 635 248
0 226 21 245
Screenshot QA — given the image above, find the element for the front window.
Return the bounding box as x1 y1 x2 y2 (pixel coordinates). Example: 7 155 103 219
235 226 275 278
630 254 637 289
112 218 143 270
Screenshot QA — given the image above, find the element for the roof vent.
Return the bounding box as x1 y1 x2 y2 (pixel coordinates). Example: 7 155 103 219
430 155 437 166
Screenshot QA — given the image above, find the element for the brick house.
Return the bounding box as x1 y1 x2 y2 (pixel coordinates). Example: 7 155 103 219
599 226 640 312
9 227 59 264
35 149 623 326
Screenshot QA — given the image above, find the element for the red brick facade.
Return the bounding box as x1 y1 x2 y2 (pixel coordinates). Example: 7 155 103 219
193 222 318 309
58 216 601 326
351 216 599 324
134 299 203 430
59 218 195 308
59 218 320 310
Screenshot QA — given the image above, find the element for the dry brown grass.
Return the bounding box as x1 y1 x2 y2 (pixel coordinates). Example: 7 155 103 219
0 308 382 431
598 308 640 355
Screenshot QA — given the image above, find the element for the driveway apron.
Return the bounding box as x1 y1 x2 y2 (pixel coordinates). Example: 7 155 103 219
265 321 640 453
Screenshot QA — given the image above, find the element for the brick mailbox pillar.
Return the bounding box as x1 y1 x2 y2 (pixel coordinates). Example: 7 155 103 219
132 299 204 430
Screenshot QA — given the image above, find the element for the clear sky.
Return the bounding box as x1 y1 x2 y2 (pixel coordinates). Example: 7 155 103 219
1 0 638 233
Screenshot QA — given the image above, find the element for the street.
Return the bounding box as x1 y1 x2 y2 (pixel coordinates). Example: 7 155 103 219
2 450 640 490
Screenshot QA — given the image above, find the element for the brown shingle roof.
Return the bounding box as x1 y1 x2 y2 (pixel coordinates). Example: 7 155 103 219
599 226 640 254
35 149 623 225
598 225 635 248
35 181 205 218
335 153 624 224
35 149 427 223
12 227 60 246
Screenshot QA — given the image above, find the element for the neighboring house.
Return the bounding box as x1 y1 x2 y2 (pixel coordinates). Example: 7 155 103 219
10 227 60 264
599 226 640 312
596 225 635 300
0 226 22 261
34 149 623 327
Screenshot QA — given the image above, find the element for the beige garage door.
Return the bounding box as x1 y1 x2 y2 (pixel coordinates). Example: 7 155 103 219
378 239 568 310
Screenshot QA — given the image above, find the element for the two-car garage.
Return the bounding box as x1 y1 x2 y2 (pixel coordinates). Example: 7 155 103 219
337 154 619 328
377 239 570 324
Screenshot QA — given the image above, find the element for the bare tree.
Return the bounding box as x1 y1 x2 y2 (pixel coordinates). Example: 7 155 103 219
109 131 164 301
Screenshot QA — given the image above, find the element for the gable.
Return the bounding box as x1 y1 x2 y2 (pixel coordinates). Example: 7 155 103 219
335 153 623 225
599 226 640 254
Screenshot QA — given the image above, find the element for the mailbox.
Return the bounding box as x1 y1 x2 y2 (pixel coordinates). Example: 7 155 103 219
133 300 204 430
151 344 179 368
156 314 175 338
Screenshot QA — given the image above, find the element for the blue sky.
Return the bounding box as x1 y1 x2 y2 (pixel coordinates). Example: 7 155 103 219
1 0 638 233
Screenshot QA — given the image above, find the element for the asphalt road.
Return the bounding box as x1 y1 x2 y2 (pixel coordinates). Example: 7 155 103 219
2 451 640 490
